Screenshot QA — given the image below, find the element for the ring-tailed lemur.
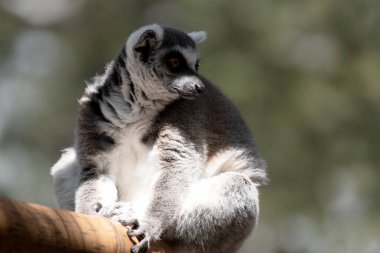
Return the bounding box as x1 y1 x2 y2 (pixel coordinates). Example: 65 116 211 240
51 24 268 253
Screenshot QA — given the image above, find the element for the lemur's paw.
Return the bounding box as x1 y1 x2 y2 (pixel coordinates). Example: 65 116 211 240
130 237 149 253
97 202 138 228
128 221 159 253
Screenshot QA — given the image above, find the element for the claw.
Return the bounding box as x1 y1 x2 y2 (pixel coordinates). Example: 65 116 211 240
130 237 149 253
127 227 145 238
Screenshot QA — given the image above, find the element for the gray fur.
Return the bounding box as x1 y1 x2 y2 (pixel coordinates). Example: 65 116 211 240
51 24 267 253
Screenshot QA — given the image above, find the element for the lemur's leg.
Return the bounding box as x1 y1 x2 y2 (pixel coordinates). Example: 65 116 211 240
175 172 259 252
129 170 259 253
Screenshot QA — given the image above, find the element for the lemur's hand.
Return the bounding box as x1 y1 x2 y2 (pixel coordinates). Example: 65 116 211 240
98 202 139 229
97 202 160 253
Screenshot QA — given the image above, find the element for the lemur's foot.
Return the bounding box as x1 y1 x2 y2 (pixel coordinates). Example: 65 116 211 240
97 202 139 228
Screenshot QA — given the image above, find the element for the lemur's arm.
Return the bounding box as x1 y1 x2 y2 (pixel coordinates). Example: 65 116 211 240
74 103 120 215
127 126 205 251
73 50 128 215
75 174 118 214
51 145 121 215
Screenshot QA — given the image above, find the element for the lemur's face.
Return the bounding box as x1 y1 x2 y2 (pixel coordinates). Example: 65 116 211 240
127 25 207 100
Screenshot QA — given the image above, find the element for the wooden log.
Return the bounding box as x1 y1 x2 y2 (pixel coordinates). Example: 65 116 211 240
0 197 172 253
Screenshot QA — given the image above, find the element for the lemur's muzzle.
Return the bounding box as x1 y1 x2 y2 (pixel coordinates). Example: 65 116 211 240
169 75 205 100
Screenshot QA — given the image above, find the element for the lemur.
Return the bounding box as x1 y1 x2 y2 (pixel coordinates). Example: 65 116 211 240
51 24 268 253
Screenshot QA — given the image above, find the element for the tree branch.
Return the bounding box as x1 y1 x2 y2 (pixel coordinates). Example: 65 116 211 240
0 197 172 253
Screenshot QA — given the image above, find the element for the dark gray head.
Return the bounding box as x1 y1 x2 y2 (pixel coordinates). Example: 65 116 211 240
125 24 207 100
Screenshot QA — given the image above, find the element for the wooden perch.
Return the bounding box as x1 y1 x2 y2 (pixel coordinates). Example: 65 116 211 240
0 197 172 253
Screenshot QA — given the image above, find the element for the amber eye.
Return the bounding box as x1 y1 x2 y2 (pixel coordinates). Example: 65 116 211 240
168 58 180 69
165 52 185 72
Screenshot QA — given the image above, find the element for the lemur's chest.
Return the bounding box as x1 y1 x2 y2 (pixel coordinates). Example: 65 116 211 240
106 121 161 217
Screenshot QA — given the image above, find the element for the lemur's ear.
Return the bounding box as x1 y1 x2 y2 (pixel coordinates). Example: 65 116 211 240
134 29 158 62
188 31 207 44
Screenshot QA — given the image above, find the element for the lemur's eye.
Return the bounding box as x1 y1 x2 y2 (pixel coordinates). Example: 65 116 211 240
168 58 180 69
165 52 185 72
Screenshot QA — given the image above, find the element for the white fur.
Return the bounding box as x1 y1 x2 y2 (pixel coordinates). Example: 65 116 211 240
79 62 114 104
172 45 199 70
51 148 79 210
51 147 77 175
104 120 161 219
206 148 251 175
180 147 259 213
180 176 221 211
75 175 118 213
180 172 259 218
131 69 178 101
188 31 207 44
205 148 266 186
171 75 199 88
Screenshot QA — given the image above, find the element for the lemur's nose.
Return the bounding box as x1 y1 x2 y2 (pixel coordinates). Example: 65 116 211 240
195 83 205 94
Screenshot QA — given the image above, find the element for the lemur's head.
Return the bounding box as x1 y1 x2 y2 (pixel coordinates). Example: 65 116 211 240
125 24 207 100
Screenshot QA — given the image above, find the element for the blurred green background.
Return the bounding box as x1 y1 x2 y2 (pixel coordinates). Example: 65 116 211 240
1 0 379 252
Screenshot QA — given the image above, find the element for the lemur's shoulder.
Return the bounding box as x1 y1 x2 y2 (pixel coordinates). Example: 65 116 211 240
149 76 256 150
